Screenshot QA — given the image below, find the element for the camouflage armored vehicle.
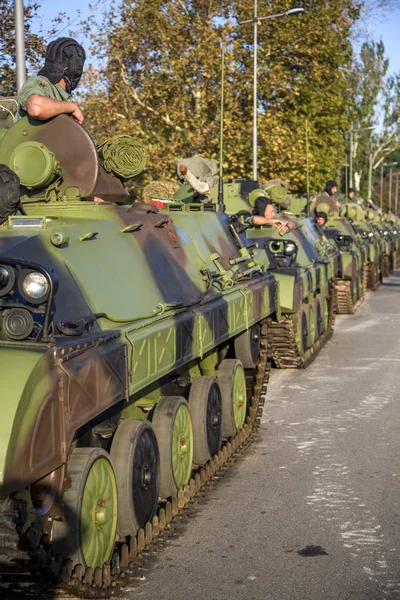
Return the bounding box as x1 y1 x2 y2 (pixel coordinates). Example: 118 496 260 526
368 209 396 278
172 164 337 368
0 116 279 594
309 201 367 314
342 203 381 290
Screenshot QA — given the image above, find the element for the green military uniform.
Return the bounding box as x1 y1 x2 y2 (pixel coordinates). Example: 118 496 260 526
16 76 72 121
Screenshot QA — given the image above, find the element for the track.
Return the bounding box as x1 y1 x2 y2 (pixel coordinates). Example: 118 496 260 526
266 290 335 369
0 321 271 599
334 263 368 315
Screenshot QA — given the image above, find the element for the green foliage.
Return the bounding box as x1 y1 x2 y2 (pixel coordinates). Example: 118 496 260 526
84 0 359 193
0 0 45 96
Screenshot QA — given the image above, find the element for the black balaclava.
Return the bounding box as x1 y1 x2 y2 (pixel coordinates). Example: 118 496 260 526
0 165 25 225
315 211 328 225
253 196 273 216
325 180 338 196
38 37 86 93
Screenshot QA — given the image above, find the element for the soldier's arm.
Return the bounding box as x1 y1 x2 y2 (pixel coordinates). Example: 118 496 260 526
26 95 84 124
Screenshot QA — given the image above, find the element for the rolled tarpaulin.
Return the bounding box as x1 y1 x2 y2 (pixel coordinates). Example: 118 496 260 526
96 135 147 180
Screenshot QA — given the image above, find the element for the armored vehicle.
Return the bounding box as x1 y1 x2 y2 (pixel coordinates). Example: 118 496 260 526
171 165 337 367
368 209 396 278
342 203 381 290
0 116 278 594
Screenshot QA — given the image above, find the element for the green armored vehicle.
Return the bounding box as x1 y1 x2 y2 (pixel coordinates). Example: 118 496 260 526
342 203 381 290
368 209 396 278
170 164 337 367
0 116 279 593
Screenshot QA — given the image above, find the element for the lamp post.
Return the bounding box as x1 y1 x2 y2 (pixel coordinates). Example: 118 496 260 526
349 123 374 189
14 0 26 92
239 5 304 181
395 175 399 215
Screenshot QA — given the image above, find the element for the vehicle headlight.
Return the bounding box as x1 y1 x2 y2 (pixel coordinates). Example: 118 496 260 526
18 270 49 304
285 242 297 256
0 265 16 297
368 232 374 237
384 230 388 235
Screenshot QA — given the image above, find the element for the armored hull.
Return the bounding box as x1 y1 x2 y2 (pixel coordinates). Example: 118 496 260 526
0 117 278 595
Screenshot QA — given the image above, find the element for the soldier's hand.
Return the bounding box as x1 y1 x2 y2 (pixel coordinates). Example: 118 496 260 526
179 165 188 176
70 104 84 124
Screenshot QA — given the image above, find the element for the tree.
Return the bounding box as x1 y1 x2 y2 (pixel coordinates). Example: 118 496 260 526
0 0 45 96
82 0 361 195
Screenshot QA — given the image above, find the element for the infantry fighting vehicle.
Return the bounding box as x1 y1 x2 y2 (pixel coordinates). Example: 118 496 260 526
0 115 279 594
341 203 381 290
165 163 337 367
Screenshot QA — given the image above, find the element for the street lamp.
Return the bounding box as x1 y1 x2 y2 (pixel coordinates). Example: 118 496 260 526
349 123 374 189
368 145 391 201
239 4 304 181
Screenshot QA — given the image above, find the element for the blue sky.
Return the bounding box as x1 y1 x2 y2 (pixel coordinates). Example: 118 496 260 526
31 1 400 74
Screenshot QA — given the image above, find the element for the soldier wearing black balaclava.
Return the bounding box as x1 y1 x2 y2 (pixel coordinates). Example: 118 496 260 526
16 38 86 124
0 165 24 226
310 180 341 217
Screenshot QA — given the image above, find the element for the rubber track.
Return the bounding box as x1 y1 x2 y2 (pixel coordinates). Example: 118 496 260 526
335 263 368 315
266 289 335 369
366 262 380 291
0 321 270 599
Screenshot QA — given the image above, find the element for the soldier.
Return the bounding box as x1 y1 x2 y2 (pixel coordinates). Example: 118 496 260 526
16 37 86 124
310 180 340 217
0 165 24 226
251 196 293 231
348 188 356 203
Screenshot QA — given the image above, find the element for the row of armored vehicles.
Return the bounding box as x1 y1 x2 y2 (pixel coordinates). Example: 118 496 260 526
0 112 398 597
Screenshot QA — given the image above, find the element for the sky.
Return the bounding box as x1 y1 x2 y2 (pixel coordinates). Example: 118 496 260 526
30 1 400 75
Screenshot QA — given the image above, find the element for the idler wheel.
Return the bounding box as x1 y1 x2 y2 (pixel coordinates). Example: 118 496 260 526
188 376 222 465
110 420 160 537
152 397 193 498
52 448 118 569
216 359 247 438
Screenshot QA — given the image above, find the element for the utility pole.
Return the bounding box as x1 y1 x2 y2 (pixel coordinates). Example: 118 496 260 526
380 163 384 209
14 0 26 92
395 175 399 216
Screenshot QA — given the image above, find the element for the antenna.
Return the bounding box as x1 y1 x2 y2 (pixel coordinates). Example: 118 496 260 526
217 43 225 213
306 118 310 215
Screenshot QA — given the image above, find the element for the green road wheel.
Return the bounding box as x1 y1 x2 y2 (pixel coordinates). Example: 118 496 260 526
217 359 247 438
52 448 117 569
188 376 222 465
295 309 308 354
316 299 323 337
323 297 329 332
308 306 316 346
152 397 193 498
110 420 159 537
234 323 261 369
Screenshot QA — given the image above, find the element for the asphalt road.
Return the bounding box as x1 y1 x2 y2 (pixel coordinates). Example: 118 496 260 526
124 274 400 600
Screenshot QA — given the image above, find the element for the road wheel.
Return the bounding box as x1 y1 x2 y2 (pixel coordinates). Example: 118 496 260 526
216 359 247 438
295 309 308 355
110 420 159 537
234 323 261 369
188 376 222 465
308 306 316 347
52 447 118 569
323 297 329 332
152 397 193 498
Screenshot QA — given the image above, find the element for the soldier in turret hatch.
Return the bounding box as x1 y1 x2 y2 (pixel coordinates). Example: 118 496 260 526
16 37 86 124
310 180 341 217
251 197 294 232
0 164 24 226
